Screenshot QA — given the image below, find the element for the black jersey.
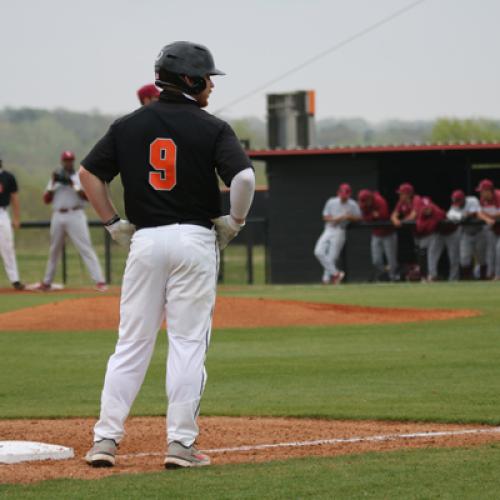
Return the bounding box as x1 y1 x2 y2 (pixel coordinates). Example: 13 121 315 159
0 169 18 207
82 92 253 228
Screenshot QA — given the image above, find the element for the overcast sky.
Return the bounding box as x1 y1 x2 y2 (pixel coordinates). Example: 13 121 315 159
1 0 499 121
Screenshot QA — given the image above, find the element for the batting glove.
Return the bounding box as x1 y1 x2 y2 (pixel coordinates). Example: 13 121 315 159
212 215 245 250
106 219 136 247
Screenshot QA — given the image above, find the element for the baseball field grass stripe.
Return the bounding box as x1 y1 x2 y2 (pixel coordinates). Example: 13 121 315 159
1 282 500 422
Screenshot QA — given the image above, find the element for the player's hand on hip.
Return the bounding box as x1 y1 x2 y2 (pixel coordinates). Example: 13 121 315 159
106 219 136 246
212 215 245 250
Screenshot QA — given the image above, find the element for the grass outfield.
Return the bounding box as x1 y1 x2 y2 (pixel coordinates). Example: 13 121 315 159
1 282 499 496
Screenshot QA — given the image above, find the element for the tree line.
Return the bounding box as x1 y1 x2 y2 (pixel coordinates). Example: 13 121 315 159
1 107 499 220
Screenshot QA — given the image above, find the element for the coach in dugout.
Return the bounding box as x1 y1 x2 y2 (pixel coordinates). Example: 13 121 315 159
358 189 398 281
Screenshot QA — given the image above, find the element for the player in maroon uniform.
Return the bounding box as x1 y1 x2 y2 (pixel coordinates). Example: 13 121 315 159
476 179 500 279
358 189 398 281
414 196 445 281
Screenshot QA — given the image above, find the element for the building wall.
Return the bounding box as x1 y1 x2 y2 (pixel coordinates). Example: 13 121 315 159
378 152 470 209
267 155 378 283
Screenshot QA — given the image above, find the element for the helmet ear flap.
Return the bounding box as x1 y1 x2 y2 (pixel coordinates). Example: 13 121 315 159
155 69 206 95
187 76 206 94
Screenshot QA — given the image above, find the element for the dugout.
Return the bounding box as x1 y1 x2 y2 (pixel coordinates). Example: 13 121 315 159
248 143 500 284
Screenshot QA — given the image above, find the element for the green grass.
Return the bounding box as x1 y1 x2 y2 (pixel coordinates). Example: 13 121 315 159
2 445 500 499
0 292 98 314
1 318 499 423
1 283 499 423
1 282 499 496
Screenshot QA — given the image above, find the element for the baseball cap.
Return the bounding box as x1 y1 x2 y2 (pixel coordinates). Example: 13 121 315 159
358 189 372 203
137 84 160 104
61 150 75 161
451 189 465 203
396 182 414 195
338 183 352 196
476 179 494 192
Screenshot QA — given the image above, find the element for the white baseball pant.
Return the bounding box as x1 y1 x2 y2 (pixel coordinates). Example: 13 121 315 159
43 210 104 284
0 208 20 283
484 227 500 278
314 227 346 281
371 233 398 281
460 229 486 267
416 233 440 279
431 230 461 281
93 224 218 447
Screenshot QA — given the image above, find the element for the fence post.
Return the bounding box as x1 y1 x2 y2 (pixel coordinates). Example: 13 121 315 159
264 218 271 284
104 229 112 284
62 243 67 284
218 249 225 283
246 225 254 285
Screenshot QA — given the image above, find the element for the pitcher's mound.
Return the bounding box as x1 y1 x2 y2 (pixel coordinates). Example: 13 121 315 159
0 296 478 332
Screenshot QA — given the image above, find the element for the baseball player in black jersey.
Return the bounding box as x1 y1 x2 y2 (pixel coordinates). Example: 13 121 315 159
0 155 25 290
81 41 255 469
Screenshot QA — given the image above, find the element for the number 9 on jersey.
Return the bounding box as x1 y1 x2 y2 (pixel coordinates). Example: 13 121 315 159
149 138 177 191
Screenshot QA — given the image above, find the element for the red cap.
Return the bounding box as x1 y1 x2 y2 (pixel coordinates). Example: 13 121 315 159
338 183 352 196
451 189 465 202
396 182 414 196
476 179 494 192
61 150 75 161
137 84 160 104
358 189 372 203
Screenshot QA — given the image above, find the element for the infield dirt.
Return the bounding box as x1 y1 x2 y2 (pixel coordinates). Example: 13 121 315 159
0 295 479 332
2 416 500 484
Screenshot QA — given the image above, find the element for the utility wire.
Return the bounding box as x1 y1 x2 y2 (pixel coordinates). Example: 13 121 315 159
214 0 427 115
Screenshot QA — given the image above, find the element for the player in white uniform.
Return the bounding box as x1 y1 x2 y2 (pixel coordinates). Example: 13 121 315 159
314 183 361 284
445 190 483 279
37 151 106 291
0 155 24 290
81 41 255 469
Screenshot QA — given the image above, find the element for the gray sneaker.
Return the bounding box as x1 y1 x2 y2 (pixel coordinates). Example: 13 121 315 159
164 441 211 469
85 439 117 467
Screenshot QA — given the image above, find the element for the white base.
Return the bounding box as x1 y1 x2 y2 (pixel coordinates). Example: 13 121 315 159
25 282 65 291
0 441 74 464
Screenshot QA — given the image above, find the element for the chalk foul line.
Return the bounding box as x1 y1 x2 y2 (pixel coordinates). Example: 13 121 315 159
120 427 500 458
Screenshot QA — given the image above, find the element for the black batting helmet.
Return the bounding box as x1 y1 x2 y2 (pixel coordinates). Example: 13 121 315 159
154 41 225 94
